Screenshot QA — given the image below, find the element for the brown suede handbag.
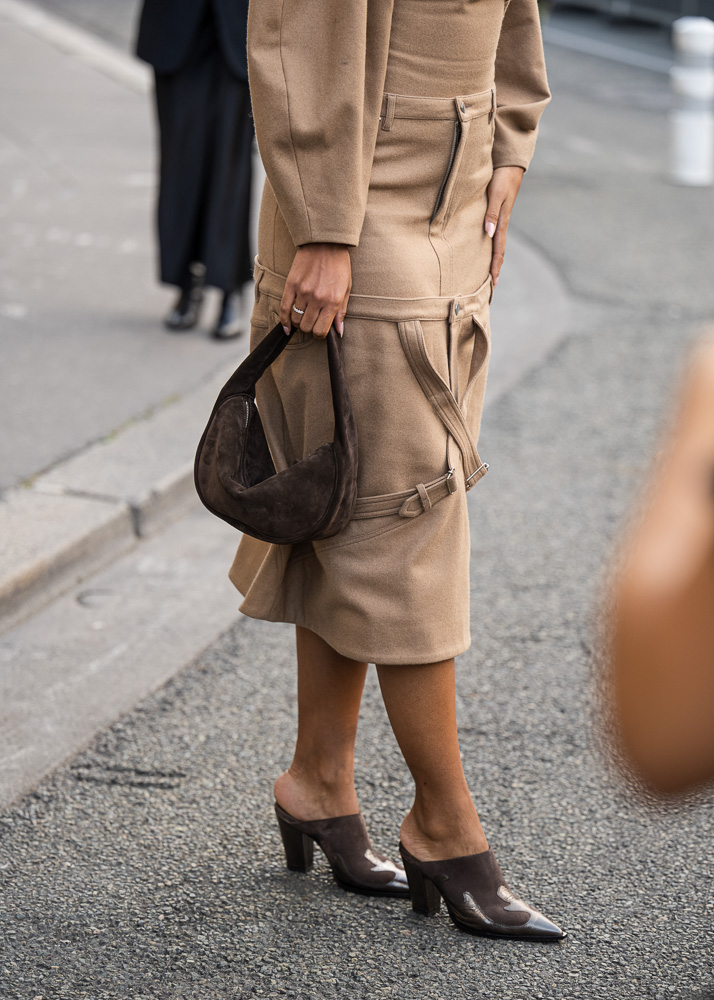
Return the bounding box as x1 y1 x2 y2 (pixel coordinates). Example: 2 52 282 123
194 322 358 544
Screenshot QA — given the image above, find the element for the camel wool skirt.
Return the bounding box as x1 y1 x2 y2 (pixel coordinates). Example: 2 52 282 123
230 0 550 665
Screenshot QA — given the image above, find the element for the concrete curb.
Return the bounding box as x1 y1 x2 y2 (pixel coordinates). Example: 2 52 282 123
488 231 571 404
0 491 136 633
0 506 243 811
0 359 241 634
0 0 150 93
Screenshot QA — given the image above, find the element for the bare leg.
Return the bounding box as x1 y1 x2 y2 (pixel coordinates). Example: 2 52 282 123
376 658 489 861
273 626 368 820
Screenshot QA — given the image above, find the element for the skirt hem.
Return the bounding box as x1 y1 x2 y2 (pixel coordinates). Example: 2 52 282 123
233 582 470 665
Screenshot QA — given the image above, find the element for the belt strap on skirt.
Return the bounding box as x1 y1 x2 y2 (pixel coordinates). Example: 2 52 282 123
352 468 458 520
398 320 488 491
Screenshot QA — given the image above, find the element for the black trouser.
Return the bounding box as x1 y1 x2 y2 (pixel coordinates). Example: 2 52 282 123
154 8 253 293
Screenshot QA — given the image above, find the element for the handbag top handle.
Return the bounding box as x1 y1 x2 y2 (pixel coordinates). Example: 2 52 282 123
214 322 350 439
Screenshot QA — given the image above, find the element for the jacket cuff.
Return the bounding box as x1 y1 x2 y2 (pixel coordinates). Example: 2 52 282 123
491 156 530 172
491 129 539 174
285 216 363 248
294 230 361 248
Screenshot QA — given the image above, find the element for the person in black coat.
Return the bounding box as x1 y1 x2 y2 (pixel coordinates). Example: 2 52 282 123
136 0 252 339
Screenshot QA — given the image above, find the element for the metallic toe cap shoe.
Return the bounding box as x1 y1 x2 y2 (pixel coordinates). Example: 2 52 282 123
399 843 566 941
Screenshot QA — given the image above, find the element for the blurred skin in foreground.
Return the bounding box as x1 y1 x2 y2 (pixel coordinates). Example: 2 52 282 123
611 335 714 796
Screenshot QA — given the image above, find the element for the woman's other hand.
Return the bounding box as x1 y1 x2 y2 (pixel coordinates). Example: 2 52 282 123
279 243 352 338
484 166 524 288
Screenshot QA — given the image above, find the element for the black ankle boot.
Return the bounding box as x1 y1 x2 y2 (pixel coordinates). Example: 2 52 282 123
164 266 204 331
210 290 245 340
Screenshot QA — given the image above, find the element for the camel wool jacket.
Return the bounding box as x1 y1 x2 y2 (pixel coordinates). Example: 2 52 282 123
246 0 549 248
230 0 550 664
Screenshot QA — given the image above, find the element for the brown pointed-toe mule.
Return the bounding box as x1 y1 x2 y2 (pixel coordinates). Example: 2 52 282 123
399 843 566 941
275 803 409 897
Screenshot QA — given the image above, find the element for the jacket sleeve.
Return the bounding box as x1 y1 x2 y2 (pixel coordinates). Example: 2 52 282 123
247 0 393 248
492 0 551 172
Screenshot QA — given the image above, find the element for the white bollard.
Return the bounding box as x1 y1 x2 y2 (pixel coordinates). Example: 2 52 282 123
670 17 714 187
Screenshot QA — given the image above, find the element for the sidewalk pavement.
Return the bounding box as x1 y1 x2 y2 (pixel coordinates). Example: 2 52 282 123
0 0 569 634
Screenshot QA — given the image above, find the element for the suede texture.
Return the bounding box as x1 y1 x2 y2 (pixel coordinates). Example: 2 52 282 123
401 845 529 927
229 0 550 664
275 804 408 896
399 844 566 939
194 323 358 544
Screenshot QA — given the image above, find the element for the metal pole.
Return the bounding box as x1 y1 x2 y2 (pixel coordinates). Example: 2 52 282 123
670 17 714 187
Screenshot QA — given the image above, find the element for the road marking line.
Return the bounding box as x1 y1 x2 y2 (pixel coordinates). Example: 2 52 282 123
543 25 672 74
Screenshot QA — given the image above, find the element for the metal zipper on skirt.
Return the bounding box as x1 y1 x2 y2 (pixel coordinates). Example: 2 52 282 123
431 120 462 223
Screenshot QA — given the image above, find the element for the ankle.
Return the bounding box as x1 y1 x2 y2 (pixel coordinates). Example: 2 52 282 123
291 752 357 793
274 765 359 822
400 798 489 861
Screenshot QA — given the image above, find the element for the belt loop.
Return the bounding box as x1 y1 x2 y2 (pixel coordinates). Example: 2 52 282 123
381 93 396 131
416 482 432 512
254 264 264 301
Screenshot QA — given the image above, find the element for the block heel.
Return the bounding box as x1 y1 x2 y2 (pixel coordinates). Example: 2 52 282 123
400 848 442 915
276 810 315 872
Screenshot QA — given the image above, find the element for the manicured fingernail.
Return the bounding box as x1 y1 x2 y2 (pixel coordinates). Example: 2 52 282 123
493 274 499 287
282 325 290 335
485 221 496 238
336 319 344 337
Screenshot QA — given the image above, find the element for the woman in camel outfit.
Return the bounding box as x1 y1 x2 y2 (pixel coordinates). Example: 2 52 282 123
230 0 566 939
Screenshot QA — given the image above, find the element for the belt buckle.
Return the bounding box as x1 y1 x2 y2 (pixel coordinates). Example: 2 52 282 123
465 462 489 491
445 467 458 494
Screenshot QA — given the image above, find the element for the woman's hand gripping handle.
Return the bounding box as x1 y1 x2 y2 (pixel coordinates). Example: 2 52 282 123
279 243 352 339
